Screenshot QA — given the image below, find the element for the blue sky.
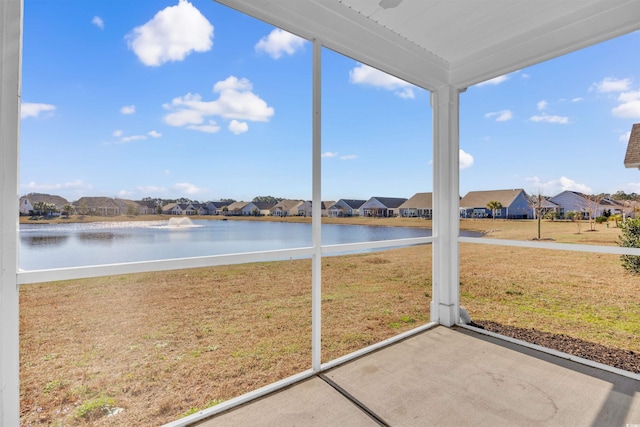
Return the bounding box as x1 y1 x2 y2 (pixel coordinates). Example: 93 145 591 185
20 0 640 203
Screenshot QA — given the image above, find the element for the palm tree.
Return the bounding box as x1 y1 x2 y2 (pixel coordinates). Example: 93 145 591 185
486 200 503 220
61 204 74 218
31 201 46 217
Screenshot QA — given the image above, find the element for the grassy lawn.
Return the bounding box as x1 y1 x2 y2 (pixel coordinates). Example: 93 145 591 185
18 216 638 426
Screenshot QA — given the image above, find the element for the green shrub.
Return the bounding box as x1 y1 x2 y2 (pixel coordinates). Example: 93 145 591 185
75 396 116 421
595 216 608 224
619 217 640 274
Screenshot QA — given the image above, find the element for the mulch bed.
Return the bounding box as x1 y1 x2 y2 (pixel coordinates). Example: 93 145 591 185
474 320 640 374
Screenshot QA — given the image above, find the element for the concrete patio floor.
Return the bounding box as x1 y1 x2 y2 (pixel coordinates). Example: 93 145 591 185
195 326 640 426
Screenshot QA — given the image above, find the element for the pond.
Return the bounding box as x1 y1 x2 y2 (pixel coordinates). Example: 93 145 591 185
19 219 479 270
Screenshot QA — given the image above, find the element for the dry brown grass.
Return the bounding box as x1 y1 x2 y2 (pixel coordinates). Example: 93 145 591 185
19 216 638 426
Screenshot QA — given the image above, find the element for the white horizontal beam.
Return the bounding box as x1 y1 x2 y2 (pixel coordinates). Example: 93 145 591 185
17 237 435 285
459 236 640 256
17 247 315 285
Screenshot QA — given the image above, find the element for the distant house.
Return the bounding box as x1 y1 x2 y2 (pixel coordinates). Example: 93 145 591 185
206 201 228 215
161 203 196 215
360 197 407 218
296 200 335 217
550 191 627 219
531 197 560 219
253 202 275 216
115 198 151 215
271 199 304 217
624 123 640 169
460 189 532 219
193 203 209 215
74 197 124 216
226 201 259 216
19 193 69 216
136 199 159 215
327 199 366 217
399 193 432 218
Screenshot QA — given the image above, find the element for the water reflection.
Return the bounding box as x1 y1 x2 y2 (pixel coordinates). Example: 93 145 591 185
76 232 136 245
20 235 69 248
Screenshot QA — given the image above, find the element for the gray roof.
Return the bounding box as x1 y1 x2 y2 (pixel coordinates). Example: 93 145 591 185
624 123 640 169
370 197 408 209
335 199 366 209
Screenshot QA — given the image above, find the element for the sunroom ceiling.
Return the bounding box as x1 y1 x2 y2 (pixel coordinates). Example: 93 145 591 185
216 0 640 90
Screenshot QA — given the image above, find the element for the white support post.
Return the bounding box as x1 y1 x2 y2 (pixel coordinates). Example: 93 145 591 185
0 0 22 425
431 86 461 327
311 39 322 371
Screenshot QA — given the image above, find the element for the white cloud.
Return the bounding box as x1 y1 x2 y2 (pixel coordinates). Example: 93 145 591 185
112 129 123 137
571 97 584 103
163 76 274 133
92 16 104 30
21 179 91 192
624 182 640 194
126 0 213 66
612 90 640 119
476 74 509 86
340 154 357 160
484 110 513 122
620 131 632 143
120 105 136 114
395 88 415 99
187 121 221 133
459 149 474 169
526 176 592 195
148 130 162 138
591 77 632 93
349 63 416 99
173 182 206 195
530 114 569 124
536 100 548 111
255 28 306 59
228 120 248 135
121 134 147 143
21 102 55 119
322 152 338 158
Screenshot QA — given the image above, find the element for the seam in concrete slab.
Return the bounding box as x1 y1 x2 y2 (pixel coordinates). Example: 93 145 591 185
319 374 390 427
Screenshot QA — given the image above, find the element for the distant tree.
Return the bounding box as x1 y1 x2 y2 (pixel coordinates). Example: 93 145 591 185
31 201 46 216
252 196 283 204
221 206 229 216
486 201 502 220
585 194 603 232
220 198 236 204
61 204 74 218
619 217 640 274
251 207 260 216
566 210 583 234
77 200 89 215
612 190 631 201
528 192 545 239
126 204 138 216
